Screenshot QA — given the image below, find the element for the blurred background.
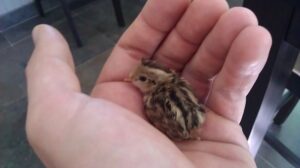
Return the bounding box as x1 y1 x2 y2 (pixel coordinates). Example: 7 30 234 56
0 0 299 167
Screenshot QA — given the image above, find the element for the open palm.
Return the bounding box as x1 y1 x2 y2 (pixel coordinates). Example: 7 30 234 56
26 0 271 167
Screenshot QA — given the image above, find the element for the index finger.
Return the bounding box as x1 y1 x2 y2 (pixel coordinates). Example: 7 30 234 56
98 0 190 83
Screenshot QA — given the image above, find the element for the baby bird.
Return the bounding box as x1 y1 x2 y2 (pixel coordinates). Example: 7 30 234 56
128 58 206 141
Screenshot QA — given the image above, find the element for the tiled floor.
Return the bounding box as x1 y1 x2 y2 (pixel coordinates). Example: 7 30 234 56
0 0 298 167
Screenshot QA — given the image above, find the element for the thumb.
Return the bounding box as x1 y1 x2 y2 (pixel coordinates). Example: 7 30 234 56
26 24 81 106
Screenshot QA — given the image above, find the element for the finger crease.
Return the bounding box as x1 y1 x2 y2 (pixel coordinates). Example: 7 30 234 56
118 42 152 61
175 27 200 46
155 53 185 70
141 13 170 33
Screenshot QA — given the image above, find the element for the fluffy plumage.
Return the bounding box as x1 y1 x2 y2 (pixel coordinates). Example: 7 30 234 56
128 58 206 140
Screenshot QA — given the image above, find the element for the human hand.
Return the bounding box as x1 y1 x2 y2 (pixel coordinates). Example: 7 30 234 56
26 0 272 167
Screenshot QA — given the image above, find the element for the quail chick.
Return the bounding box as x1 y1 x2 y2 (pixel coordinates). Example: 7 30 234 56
128 58 206 141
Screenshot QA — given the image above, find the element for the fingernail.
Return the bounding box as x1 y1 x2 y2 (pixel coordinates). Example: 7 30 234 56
32 24 59 45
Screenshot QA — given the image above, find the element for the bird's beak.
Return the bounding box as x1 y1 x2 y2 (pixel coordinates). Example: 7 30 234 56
124 72 133 82
124 77 132 82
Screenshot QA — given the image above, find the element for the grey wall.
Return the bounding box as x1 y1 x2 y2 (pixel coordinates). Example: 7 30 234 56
0 0 33 16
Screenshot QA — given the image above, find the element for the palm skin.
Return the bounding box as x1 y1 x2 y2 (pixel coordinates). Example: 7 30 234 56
25 0 272 167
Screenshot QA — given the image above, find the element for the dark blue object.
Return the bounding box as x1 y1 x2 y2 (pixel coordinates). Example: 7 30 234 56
34 0 125 47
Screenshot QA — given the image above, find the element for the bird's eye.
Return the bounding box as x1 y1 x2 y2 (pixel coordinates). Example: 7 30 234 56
139 76 147 82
